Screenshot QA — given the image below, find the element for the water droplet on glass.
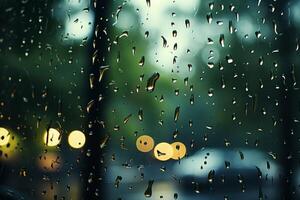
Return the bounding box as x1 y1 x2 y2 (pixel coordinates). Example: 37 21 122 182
217 21 223 25
139 56 145 67
190 94 194 105
146 0 151 7
258 0 262 6
144 180 154 198
255 31 262 39
208 170 215 183
161 36 167 47
273 20 278 35
225 161 230 169
256 166 262 179
209 2 214 10
138 108 143 121
146 73 160 92
172 30 177 37
219 34 225 47
174 106 180 122
187 64 193 71
173 43 177 50
206 13 213 24
229 21 233 34
269 4 275 12
99 65 109 82
87 100 95 113
208 88 214 97
114 176 122 188
239 151 244 160
258 56 264 66
226 55 233 63
89 73 95 89
185 19 190 28
123 114 132 124
221 76 226 88
174 193 178 199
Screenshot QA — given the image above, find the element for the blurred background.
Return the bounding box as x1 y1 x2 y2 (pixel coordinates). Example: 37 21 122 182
0 0 300 199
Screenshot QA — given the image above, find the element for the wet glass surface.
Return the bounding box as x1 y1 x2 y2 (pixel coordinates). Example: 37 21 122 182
1 0 300 199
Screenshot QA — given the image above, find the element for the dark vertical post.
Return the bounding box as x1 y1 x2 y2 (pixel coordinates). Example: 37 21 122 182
83 0 109 199
276 1 298 199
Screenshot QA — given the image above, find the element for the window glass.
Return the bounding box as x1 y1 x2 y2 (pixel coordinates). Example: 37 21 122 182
1 0 300 199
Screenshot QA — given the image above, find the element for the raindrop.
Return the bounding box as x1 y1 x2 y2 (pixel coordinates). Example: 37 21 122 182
119 31 129 38
255 31 261 38
174 193 178 199
221 76 226 88
190 94 194 105
144 180 154 198
229 4 235 11
209 2 214 10
258 0 261 6
161 36 167 47
194 183 201 193
219 34 225 47
172 30 177 37
139 56 145 67
138 108 143 121
269 4 275 12
225 161 230 169
123 114 132 124
146 0 151 7
217 21 223 25
208 170 215 183
87 100 95 113
267 161 270 169
114 176 122 188
100 135 109 149
235 11 239 22
229 21 233 34
89 73 95 89
226 55 233 63
145 31 149 38
208 88 214 97
184 77 188 86
185 19 190 28
206 13 213 24
258 56 263 66
188 64 193 71
239 151 244 160
173 43 177 50
99 66 109 82
207 62 214 69
174 106 180 122
146 73 160 92
272 20 278 35
256 167 262 179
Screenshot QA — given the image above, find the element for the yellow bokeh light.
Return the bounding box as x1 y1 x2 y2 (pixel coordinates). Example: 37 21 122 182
171 142 187 160
153 142 173 161
37 152 61 171
43 128 61 147
0 127 10 146
136 135 155 153
0 129 19 160
68 130 86 149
